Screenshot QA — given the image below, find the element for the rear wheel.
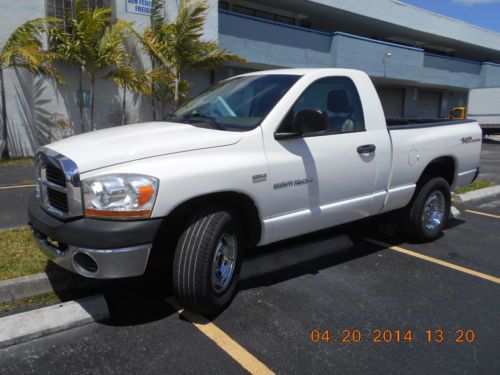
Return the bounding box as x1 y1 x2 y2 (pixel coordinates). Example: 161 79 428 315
172 207 242 316
402 177 451 242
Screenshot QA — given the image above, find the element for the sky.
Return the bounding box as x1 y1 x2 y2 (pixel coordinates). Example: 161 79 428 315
401 0 500 33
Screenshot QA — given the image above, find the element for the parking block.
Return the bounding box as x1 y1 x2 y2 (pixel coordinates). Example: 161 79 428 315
0 295 109 349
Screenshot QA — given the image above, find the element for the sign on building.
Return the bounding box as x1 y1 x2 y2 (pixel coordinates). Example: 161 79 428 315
126 0 153 16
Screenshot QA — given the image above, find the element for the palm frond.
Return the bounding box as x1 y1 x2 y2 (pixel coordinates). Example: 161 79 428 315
150 0 166 34
134 0 245 107
95 21 131 69
1 18 56 66
51 1 113 68
107 66 153 95
1 17 62 82
192 43 245 69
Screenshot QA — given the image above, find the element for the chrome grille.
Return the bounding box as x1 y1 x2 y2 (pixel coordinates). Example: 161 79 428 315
47 186 69 212
46 164 66 187
36 149 82 219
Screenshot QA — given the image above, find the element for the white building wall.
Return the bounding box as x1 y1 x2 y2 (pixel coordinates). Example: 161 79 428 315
2 0 47 156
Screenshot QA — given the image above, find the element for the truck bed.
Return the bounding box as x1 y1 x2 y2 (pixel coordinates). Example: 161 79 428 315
383 119 482 210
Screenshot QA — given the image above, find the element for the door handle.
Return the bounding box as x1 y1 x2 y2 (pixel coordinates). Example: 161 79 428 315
357 144 376 154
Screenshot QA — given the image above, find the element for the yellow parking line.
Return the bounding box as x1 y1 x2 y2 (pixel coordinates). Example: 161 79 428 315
166 297 275 375
465 210 500 220
365 238 500 284
0 184 35 190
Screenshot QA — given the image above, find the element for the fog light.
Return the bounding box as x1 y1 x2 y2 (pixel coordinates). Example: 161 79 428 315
73 252 98 275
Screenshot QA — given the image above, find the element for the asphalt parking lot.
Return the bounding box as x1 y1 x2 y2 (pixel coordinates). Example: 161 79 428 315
0 163 34 230
478 137 500 184
0 192 498 374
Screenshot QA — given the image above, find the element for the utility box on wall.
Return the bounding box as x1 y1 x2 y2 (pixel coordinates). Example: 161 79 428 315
76 90 91 108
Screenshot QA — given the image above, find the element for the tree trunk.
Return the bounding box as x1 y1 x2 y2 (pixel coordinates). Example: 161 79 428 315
78 66 84 133
151 90 156 121
122 86 127 125
151 59 156 121
90 76 95 131
0 68 9 159
174 70 180 109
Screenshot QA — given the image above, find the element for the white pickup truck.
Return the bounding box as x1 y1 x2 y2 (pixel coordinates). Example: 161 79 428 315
29 69 482 314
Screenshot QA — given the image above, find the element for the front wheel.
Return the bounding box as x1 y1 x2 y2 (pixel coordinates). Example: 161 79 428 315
402 177 451 242
172 208 242 316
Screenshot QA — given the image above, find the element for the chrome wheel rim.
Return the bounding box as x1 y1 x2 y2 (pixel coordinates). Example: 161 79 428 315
422 191 446 231
211 232 237 293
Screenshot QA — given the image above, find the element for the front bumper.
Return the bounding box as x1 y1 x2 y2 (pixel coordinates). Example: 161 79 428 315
28 194 163 279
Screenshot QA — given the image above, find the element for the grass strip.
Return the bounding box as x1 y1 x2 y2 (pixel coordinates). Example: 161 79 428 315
0 292 60 313
455 180 495 194
0 157 34 166
0 228 48 281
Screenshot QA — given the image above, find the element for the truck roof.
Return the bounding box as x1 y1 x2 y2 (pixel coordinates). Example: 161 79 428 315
239 68 365 77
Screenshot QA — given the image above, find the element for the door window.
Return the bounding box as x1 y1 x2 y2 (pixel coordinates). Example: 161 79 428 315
279 77 365 134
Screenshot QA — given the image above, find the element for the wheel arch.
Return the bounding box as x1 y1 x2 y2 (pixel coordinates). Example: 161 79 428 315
158 191 262 248
416 156 456 188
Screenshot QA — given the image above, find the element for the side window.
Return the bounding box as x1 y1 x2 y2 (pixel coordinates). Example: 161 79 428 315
279 77 365 134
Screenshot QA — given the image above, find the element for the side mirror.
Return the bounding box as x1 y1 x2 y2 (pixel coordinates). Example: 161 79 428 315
293 108 329 135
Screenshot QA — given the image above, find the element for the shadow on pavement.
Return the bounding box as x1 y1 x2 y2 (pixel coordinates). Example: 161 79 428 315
44 215 467 326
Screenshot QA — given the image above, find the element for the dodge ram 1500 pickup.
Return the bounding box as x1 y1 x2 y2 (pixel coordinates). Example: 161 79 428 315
29 69 482 314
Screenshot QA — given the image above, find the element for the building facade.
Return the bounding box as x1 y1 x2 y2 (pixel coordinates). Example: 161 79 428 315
1 0 500 156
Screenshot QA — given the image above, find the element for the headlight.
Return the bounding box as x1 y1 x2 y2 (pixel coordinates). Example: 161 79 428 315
83 174 158 219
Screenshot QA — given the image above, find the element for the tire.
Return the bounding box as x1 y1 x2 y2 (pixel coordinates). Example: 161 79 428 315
402 177 451 242
172 207 242 316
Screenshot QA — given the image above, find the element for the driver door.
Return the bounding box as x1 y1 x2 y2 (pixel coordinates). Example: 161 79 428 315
264 77 380 242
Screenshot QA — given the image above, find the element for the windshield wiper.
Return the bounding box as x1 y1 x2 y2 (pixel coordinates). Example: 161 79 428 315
182 114 226 130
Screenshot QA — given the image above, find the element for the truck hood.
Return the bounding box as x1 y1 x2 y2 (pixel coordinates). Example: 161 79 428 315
46 122 243 173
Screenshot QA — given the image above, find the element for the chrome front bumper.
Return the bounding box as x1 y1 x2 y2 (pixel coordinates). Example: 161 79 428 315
32 229 151 279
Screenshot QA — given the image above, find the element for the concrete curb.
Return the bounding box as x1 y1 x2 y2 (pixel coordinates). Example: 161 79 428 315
240 234 353 280
0 273 54 304
1 235 353 304
0 225 29 233
450 206 460 219
0 295 109 349
456 185 500 203
0 271 103 304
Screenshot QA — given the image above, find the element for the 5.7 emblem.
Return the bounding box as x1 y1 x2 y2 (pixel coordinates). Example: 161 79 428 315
460 136 480 144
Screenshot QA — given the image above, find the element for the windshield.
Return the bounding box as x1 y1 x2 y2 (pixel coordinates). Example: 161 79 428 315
171 74 301 131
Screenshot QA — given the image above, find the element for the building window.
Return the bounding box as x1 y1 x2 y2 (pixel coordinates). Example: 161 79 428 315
221 2 313 29
46 0 113 30
232 4 254 17
297 19 311 29
275 15 295 25
254 10 275 22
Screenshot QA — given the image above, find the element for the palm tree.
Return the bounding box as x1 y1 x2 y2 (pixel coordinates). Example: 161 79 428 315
0 18 61 159
88 20 138 130
168 0 245 107
137 24 174 118
107 41 156 125
148 0 167 121
140 0 245 115
51 1 115 131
